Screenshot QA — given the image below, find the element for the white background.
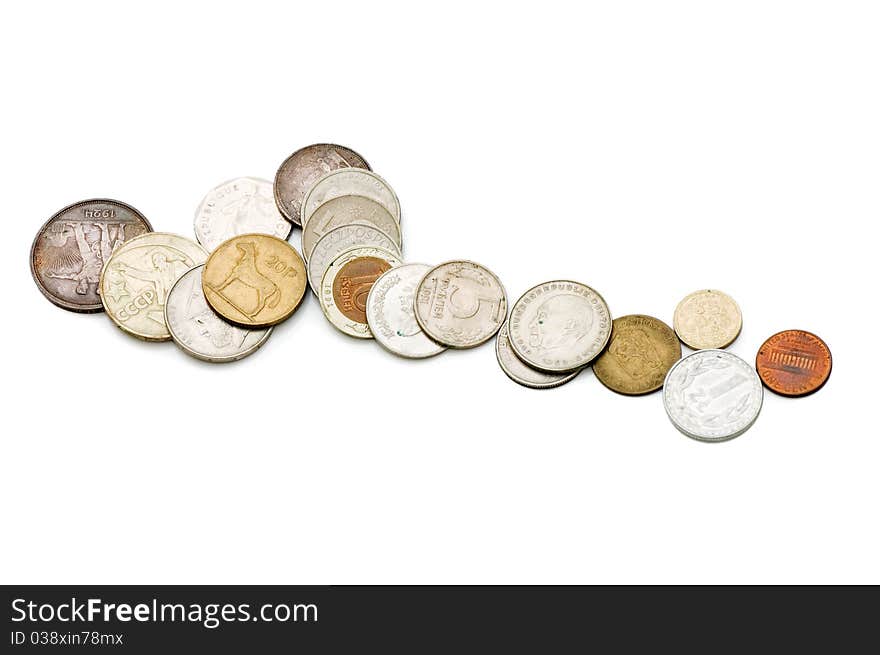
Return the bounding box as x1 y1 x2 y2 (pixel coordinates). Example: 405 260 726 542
2 1 877 584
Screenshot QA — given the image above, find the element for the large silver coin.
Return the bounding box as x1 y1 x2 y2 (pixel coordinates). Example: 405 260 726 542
496 322 580 389
165 265 272 363
366 263 446 359
320 246 402 338
194 177 291 253
301 168 401 230
508 280 611 372
414 260 507 349
301 195 402 262
663 349 763 442
308 223 400 295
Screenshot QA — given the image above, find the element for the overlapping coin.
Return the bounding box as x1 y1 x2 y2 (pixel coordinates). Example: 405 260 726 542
755 329 832 397
274 143 370 226
508 280 611 372
320 246 401 338
663 350 763 442
592 315 681 395
366 263 446 358
308 223 400 295
496 321 580 389
194 177 291 252
673 289 742 350
414 260 507 349
165 265 272 363
302 195 402 262
202 234 306 328
100 232 208 341
31 199 153 312
301 168 401 229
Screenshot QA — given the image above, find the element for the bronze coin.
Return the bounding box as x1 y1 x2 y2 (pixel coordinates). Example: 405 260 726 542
593 315 682 395
273 144 370 226
332 256 392 324
30 199 153 312
755 329 832 397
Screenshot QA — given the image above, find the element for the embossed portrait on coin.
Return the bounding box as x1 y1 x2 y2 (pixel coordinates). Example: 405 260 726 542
608 327 662 379
528 294 592 352
113 248 192 305
192 308 234 348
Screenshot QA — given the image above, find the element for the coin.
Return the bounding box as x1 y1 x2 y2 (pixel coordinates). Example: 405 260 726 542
496 322 580 389
274 144 370 226
663 349 763 442
755 329 832 397
592 315 681 395
673 289 742 350
307 223 400 295
31 199 153 312
202 234 307 328
301 195 402 262
100 232 208 341
165 265 272 362
320 246 401 338
414 260 507 349
508 280 611 372
194 177 291 252
366 263 446 358
301 168 400 230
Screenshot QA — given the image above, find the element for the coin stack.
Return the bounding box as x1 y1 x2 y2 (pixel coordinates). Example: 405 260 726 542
29 143 833 442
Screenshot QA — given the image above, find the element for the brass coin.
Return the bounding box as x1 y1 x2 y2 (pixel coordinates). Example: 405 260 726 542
673 289 742 350
593 315 682 395
202 234 306 328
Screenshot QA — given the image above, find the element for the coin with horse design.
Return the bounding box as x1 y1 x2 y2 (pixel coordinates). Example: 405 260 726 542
202 234 306 328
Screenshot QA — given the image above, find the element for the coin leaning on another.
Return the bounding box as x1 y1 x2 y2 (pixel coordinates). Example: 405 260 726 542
301 167 401 231
496 321 580 389
592 315 681 395
301 194 402 262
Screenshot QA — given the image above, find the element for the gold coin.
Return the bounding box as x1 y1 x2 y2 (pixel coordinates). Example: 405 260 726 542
593 315 682 395
202 234 306 327
672 289 742 350
100 232 208 341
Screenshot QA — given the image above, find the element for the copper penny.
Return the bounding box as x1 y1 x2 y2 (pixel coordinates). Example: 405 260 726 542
755 330 832 397
273 144 370 226
332 256 392 324
30 199 153 312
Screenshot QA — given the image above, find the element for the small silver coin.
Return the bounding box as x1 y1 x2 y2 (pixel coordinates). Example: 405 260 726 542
194 177 292 252
366 263 447 359
508 280 612 373
496 322 580 389
308 223 400 295
301 168 401 230
662 349 763 442
165 265 272 363
414 260 507 349
301 195 402 262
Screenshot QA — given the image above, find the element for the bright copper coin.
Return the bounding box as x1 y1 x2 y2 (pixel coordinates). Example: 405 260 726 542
755 329 832 397
30 199 153 312
273 144 370 226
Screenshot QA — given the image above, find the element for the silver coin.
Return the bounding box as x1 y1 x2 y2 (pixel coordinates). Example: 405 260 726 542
320 246 402 338
366 263 447 359
194 177 292 252
301 168 401 231
301 195 402 262
508 280 612 372
496 322 580 389
165 265 272 362
663 349 763 442
308 223 400 295
414 260 507 349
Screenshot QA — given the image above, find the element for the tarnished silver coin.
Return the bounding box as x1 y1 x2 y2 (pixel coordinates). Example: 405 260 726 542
496 322 580 389
508 280 611 372
308 223 400 295
301 168 401 230
194 177 291 252
366 263 446 359
663 349 763 442
414 260 507 349
320 246 402 338
301 195 402 262
165 265 272 363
